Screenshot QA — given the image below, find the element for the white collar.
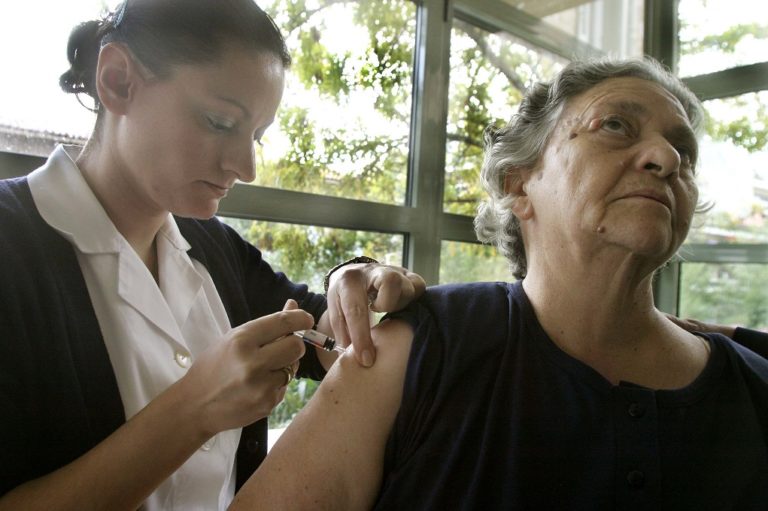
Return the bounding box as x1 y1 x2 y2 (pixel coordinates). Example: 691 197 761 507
28 144 191 255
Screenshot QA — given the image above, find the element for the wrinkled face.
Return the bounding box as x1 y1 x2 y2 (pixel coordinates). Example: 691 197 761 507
118 44 285 219
523 77 699 265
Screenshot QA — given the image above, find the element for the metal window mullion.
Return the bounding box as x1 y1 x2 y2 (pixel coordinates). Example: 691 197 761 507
218 185 420 233
679 243 768 264
453 0 603 61
653 261 681 315
0 152 44 179
643 0 679 72
406 0 453 285
645 0 679 308
683 63 768 101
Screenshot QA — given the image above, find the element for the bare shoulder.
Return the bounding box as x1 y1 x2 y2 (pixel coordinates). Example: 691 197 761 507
229 319 414 511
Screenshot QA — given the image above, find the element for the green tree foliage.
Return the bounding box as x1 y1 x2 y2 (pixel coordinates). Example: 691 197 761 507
222 2 768 426
680 262 768 330
243 0 544 300
681 23 768 55
444 21 563 216
678 13 768 328
439 241 512 284
681 19 768 154
704 95 768 153
270 378 320 427
256 0 413 206
245 220 403 292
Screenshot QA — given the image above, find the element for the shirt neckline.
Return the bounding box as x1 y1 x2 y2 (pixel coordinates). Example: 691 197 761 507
508 280 726 406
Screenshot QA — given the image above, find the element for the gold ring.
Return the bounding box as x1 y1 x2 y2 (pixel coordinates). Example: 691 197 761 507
280 366 294 386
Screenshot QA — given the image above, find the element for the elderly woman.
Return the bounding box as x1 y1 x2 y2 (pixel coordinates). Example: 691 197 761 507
229 58 768 510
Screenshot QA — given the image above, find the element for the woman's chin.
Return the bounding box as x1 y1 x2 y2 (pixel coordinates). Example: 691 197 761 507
597 228 680 265
171 201 220 220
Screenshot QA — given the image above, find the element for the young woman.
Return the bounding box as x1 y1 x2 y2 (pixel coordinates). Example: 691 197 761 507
0 1 424 509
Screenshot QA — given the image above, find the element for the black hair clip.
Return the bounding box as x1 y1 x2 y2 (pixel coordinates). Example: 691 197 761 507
114 1 127 29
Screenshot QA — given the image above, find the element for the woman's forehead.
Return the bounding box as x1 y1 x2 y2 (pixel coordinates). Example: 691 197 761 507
565 77 691 124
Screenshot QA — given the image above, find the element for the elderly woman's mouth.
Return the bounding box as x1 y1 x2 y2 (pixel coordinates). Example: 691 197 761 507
622 191 672 209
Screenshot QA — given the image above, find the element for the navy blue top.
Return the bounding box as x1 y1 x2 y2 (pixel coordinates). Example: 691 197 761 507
376 282 768 510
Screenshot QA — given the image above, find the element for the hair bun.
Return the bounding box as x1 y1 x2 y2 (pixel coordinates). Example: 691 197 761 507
59 19 103 98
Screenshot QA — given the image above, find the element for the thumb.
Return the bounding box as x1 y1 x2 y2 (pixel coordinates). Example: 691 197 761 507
283 299 299 311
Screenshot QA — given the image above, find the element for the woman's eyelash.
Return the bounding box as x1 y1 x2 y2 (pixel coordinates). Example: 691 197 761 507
676 145 696 165
599 115 632 134
206 115 236 132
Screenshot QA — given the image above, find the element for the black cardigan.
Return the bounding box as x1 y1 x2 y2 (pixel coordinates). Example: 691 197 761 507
0 177 327 496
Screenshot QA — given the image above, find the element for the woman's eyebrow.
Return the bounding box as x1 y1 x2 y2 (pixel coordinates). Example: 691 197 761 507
213 95 252 119
601 99 649 117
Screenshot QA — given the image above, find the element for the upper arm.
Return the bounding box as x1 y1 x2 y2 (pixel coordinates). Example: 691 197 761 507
229 318 414 511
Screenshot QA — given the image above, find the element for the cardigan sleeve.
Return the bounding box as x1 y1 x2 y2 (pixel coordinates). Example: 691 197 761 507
0 177 126 497
0 304 33 496
179 217 328 381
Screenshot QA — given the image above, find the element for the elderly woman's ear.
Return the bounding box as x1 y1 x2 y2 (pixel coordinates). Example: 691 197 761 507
504 171 535 220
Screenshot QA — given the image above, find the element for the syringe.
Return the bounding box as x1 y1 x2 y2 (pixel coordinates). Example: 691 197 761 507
293 329 346 354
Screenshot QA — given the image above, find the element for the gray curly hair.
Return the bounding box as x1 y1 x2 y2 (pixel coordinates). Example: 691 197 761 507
474 57 705 280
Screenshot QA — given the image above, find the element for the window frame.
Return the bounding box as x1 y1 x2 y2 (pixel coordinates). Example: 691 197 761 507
650 0 768 315
1 0 766 310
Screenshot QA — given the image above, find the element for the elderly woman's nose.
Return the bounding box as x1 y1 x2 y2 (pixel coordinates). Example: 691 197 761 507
637 136 681 179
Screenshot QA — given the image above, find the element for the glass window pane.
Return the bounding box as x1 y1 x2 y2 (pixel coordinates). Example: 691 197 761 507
257 0 416 205
679 262 768 330
269 378 320 432
678 0 768 77
503 0 645 57
219 217 404 293
219 216 404 433
439 240 511 284
444 22 567 215
687 92 768 244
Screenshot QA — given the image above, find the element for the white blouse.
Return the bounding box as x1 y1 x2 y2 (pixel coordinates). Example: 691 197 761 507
28 145 241 511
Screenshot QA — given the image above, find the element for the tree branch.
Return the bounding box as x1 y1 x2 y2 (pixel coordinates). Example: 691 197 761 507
446 132 483 149
304 0 353 21
454 19 527 93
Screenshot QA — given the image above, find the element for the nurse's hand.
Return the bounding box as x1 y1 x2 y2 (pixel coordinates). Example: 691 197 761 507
181 301 313 437
666 314 736 338
326 262 425 367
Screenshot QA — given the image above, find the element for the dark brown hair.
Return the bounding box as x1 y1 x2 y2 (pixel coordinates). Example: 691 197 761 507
60 0 291 111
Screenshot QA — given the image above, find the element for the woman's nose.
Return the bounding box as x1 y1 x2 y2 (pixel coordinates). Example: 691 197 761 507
636 135 681 179
223 140 256 183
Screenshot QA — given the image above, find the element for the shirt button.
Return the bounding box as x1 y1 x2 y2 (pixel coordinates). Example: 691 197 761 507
627 470 645 488
628 402 646 418
174 350 191 368
201 437 216 451
246 438 260 453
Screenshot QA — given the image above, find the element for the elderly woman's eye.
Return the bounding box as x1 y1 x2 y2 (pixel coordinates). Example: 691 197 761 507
600 116 631 135
677 146 694 166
